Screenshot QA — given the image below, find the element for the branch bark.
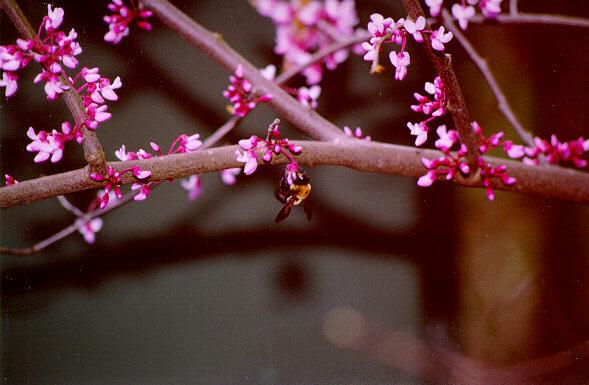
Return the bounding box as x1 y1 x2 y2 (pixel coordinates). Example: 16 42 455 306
2 140 589 208
402 0 480 172
0 0 107 173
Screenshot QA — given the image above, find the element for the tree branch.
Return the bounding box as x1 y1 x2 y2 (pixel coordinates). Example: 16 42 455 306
1 140 589 208
402 0 480 172
441 9 535 147
469 13 589 28
0 0 107 173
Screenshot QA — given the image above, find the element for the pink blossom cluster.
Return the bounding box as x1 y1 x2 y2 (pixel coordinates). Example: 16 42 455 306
0 6 122 164
503 135 589 168
418 125 470 187
223 64 273 117
259 64 322 109
115 133 202 201
425 0 503 30
407 76 446 146
362 14 453 80
418 122 517 201
343 126 371 141
236 119 302 184
115 133 240 201
0 5 81 99
90 165 151 209
104 0 153 44
254 0 363 85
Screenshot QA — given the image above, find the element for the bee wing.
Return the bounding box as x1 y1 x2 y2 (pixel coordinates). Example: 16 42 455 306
303 196 312 221
275 197 296 223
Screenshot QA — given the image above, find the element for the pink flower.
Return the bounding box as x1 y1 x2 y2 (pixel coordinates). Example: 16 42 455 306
452 4 476 30
434 125 458 151
260 64 276 80
85 103 112 129
0 71 18 97
403 17 426 42
34 70 70 100
220 168 241 186
26 127 68 163
224 64 272 117
480 0 503 19
297 85 321 108
408 122 429 146
417 170 436 187
367 13 394 37
236 149 258 175
177 133 202 153
425 0 444 17
430 26 453 51
78 218 103 244
389 51 410 80
181 175 203 201
104 0 153 44
44 5 65 32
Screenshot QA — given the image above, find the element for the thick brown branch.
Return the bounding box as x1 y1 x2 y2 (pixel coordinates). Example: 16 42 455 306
441 9 535 147
0 0 107 173
1 141 589 208
141 0 345 142
403 0 479 172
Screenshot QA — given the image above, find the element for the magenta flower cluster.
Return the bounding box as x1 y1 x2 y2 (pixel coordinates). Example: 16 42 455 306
236 120 302 184
104 0 153 44
363 14 453 79
90 165 152 209
444 0 503 30
223 64 273 117
418 122 517 201
0 5 80 99
0 5 122 164
343 126 371 141
254 0 363 85
504 135 589 168
407 76 446 146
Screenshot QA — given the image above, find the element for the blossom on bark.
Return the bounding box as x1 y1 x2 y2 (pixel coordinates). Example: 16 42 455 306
104 0 153 44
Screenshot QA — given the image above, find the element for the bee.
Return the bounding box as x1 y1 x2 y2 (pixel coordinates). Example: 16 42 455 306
274 169 312 223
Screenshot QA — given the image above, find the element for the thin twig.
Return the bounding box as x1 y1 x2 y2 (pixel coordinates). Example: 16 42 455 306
441 9 535 147
0 0 107 173
201 116 241 150
57 195 84 217
403 0 480 172
2 140 589 209
274 31 369 84
469 13 589 28
0 191 136 256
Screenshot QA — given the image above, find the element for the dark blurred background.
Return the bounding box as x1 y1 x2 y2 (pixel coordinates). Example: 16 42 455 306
1 1 588 384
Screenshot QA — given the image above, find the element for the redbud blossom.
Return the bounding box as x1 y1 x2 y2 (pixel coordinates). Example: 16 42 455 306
181 175 203 201
430 26 453 51
254 0 362 85
104 0 153 44
451 4 476 30
220 168 241 186
77 218 103 244
235 120 302 182
297 85 321 109
425 0 444 17
224 64 273 117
